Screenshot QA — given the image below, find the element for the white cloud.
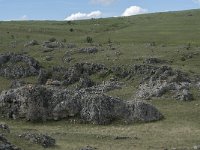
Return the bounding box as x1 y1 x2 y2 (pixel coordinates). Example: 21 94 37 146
20 15 28 20
193 0 200 3
122 6 147 17
91 0 116 5
65 11 102 21
8 15 28 21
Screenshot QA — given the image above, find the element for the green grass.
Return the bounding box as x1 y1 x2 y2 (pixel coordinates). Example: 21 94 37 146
0 9 200 149
1 99 200 150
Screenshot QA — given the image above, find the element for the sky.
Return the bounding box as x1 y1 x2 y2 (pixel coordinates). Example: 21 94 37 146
0 0 199 21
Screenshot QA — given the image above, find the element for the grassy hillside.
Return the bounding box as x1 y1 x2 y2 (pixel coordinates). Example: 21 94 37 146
0 9 200 150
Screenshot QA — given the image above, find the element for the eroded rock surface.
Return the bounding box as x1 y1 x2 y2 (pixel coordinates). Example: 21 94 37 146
0 134 20 150
0 85 163 124
0 53 40 78
19 132 55 148
135 66 193 101
63 63 107 85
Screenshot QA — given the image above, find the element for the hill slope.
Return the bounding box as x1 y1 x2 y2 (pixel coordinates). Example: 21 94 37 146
0 9 200 150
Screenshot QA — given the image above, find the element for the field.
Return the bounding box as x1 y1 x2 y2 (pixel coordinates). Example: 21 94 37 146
0 9 200 150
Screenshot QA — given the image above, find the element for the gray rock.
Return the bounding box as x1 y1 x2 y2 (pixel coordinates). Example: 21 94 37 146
76 76 95 89
19 132 55 148
196 82 200 89
134 66 193 101
0 85 163 125
64 63 107 85
0 53 40 78
42 41 64 49
175 89 193 101
193 145 200 150
79 47 98 53
0 123 10 133
24 40 39 47
46 79 62 86
0 134 21 150
80 146 97 150
0 55 9 65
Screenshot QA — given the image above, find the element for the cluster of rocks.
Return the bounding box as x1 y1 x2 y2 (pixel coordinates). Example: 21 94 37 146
0 85 163 125
0 134 20 150
135 65 193 101
0 123 55 149
0 53 40 78
19 132 55 148
110 64 162 79
63 63 107 85
37 63 107 86
78 47 98 54
42 41 64 49
0 123 10 133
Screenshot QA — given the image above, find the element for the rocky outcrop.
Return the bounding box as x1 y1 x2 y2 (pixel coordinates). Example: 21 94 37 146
0 53 40 78
0 85 163 125
63 63 107 85
0 134 21 150
76 76 95 89
19 132 55 148
135 66 193 101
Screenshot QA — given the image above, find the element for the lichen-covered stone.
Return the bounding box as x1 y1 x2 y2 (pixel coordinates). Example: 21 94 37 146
0 134 21 150
0 85 163 125
0 53 40 78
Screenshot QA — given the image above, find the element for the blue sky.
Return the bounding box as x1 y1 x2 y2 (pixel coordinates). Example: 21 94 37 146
0 0 199 20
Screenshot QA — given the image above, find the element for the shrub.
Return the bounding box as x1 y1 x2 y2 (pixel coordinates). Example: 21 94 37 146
69 28 74 32
86 36 93 43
